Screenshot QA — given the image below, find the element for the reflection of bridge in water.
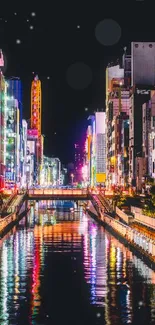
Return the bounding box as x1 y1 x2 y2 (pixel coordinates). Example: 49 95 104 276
38 210 80 222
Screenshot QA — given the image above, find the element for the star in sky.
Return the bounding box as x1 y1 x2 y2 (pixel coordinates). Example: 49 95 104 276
16 39 21 44
31 12 36 17
77 25 80 29
30 26 34 30
47 76 50 80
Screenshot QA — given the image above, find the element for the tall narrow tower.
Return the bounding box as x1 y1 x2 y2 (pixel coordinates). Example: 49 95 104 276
31 75 42 136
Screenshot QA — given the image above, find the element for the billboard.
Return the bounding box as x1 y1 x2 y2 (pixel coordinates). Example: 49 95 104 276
27 128 38 139
96 173 106 183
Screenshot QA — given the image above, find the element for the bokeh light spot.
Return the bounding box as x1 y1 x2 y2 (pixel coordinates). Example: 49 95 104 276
95 19 121 46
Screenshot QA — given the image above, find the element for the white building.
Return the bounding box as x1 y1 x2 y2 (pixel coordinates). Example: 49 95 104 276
95 112 106 186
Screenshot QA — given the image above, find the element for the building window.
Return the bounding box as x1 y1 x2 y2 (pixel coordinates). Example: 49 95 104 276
153 161 155 173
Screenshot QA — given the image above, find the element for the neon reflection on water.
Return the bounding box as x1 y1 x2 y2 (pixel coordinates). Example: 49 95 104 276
0 243 9 324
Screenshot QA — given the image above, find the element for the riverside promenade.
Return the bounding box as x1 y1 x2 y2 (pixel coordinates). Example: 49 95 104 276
0 192 28 238
88 193 155 268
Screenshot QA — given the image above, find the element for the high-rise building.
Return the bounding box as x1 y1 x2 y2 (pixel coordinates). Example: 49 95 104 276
53 158 61 186
21 119 27 187
129 42 155 187
74 143 84 183
31 75 41 136
27 128 38 184
7 78 23 180
0 51 7 190
87 115 96 186
26 135 36 186
5 98 20 186
131 42 155 86
86 112 106 187
7 77 22 125
142 91 155 181
30 75 43 184
95 112 106 186
41 156 54 186
106 54 130 188
121 117 129 187
149 116 155 179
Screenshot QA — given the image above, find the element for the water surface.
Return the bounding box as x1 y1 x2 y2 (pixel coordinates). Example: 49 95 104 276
0 200 155 325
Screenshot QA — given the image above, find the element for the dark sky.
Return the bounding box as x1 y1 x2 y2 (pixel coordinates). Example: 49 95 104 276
0 1 154 164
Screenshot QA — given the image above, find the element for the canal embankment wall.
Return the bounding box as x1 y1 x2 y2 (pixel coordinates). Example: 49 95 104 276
0 194 29 239
87 206 155 271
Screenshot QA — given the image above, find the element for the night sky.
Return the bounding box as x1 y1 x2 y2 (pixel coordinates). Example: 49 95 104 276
0 1 153 164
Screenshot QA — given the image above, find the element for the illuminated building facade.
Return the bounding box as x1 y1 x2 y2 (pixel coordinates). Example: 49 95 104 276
53 158 61 186
41 156 54 186
121 117 129 187
129 42 155 187
109 112 129 188
30 75 43 184
7 78 23 178
60 167 67 186
149 116 155 179
5 98 20 186
91 118 96 186
0 52 7 190
87 116 95 186
86 112 106 187
26 129 38 186
142 91 155 183
21 119 27 187
74 143 84 183
31 75 41 136
7 78 22 132
85 124 92 185
106 52 130 189
95 112 106 186
40 156 62 187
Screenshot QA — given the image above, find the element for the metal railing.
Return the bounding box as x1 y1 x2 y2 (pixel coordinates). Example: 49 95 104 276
28 189 89 196
101 213 155 258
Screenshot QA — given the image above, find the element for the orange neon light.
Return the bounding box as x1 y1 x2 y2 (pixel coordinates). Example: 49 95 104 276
31 75 42 136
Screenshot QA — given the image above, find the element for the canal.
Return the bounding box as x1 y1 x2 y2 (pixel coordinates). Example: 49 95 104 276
0 200 155 325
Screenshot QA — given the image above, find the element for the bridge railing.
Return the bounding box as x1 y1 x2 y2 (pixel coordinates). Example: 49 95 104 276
28 189 89 195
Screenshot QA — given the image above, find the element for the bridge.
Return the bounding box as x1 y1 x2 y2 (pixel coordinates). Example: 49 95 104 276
26 188 115 201
27 188 90 200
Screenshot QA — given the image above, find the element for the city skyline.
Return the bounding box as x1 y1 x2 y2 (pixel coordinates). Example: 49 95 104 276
0 1 153 162
1 4 155 322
